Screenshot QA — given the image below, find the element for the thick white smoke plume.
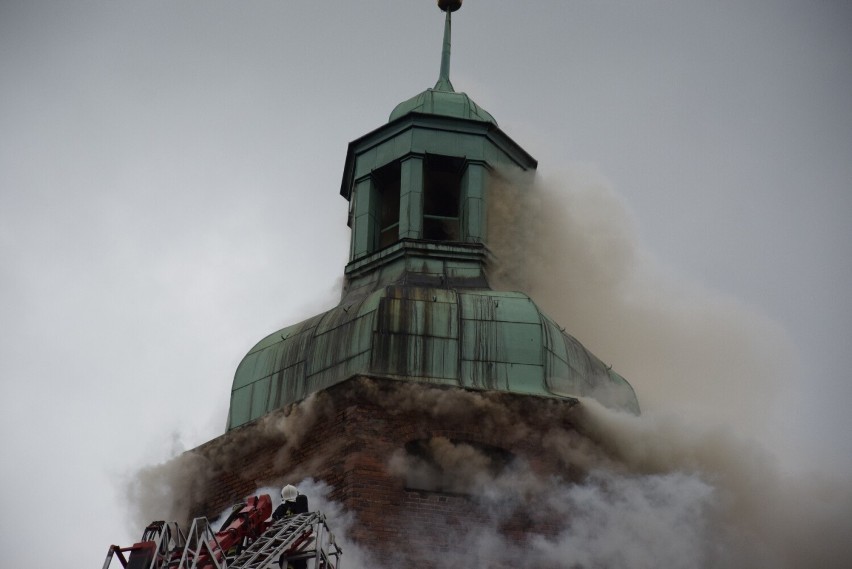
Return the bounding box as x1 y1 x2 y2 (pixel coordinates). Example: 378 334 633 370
257 471 713 569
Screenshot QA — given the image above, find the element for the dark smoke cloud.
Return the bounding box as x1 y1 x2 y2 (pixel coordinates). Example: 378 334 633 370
125 448 215 531
124 392 334 530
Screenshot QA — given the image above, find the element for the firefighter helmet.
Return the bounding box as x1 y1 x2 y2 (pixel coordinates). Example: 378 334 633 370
281 484 299 501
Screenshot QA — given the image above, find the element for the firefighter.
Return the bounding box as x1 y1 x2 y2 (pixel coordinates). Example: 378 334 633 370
272 484 309 520
274 485 309 569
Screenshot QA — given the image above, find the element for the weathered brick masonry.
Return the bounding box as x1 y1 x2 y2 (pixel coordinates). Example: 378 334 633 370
187 377 583 565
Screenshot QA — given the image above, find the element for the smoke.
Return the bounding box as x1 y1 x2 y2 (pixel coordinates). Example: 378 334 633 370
478 167 852 568
572 399 852 569
123 166 852 567
124 392 335 531
124 379 852 568
369 385 852 569
207 480 379 568
488 165 795 450
388 436 500 494
125 447 216 531
284 478 379 569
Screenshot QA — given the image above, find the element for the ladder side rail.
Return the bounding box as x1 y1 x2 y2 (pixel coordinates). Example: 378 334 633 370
145 521 179 569
231 529 309 569
159 521 187 568
228 513 319 569
312 519 324 569
316 549 336 569
102 545 128 569
177 517 227 569
313 513 341 569
279 514 325 569
318 517 339 569
172 521 189 551
195 517 228 569
176 518 202 569
322 541 343 567
202 518 231 569
101 525 172 569
237 512 315 563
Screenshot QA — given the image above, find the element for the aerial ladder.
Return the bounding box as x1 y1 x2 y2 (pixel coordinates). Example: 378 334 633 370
102 494 342 569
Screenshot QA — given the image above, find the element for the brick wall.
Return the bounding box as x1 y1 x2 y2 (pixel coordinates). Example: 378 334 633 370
186 377 583 566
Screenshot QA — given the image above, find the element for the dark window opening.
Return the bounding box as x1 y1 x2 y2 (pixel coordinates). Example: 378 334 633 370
423 155 463 241
373 161 401 251
397 437 514 495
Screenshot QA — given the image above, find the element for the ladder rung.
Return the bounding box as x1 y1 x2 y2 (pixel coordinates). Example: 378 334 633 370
228 513 320 569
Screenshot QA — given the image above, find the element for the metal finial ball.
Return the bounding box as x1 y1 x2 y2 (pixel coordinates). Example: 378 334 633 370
438 0 462 13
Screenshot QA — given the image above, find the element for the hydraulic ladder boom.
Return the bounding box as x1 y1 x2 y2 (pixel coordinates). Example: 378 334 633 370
102 496 342 569
230 512 327 569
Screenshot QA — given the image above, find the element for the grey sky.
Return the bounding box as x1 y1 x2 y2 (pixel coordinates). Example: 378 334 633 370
1 1 850 567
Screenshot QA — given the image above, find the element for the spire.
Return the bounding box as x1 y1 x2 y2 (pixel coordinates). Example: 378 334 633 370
435 0 462 92
389 1 496 124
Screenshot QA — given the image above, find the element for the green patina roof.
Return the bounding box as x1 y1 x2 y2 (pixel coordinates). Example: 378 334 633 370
228 286 639 430
225 3 640 431
389 1 495 125
389 88 496 125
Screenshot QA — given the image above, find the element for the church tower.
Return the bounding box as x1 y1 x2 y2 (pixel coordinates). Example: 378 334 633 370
227 1 637 433
186 3 638 566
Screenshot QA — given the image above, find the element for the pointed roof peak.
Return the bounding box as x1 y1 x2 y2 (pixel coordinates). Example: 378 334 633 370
389 1 495 124
435 3 458 92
